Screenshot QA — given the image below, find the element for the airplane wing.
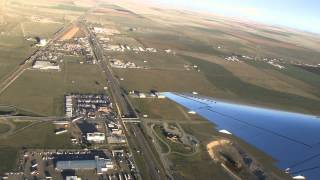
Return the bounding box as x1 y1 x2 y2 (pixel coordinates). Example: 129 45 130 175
164 92 320 179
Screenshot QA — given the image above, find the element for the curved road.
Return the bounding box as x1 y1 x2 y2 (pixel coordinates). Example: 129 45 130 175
0 118 15 138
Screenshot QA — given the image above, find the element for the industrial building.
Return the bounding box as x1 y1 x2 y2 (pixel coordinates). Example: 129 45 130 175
107 135 126 144
56 156 114 174
66 176 81 180
65 95 73 117
32 61 60 70
36 38 47 46
87 132 105 143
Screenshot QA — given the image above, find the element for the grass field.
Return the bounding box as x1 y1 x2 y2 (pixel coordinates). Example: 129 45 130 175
132 98 189 120
0 106 15 115
11 120 33 131
0 35 35 84
0 121 74 173
113 68 220 97
0 122 73 149
63 55 85 63
133 98 204 122
281 65 320 93
182 55 320 115
246 60 320 97
0 105 43 116
0 123 11 134
168 147 230 180
22 21 64 38
0 63 106 116
154 132 169 154
133 31 227 57
0 146 19 174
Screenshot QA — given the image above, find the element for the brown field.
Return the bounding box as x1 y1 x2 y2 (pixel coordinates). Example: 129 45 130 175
60 25 79 40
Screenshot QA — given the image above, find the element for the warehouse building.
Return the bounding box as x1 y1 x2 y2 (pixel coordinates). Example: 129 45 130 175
56 156 114 174
65 95 73 117
33 61 60 70
87 132 105 143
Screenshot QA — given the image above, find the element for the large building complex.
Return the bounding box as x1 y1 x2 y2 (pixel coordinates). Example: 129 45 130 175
56 156 114 175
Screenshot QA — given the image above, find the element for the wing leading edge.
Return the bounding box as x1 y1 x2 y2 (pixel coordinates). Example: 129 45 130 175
164 92 320 179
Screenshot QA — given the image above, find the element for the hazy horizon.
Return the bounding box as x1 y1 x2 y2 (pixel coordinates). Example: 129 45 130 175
151 0 320 34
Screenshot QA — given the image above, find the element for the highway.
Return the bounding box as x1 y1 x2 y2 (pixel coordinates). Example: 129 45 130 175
127 123 167 180
84 22 168 180
85 25 137 118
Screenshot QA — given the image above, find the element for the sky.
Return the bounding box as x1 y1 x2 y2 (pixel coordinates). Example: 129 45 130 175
153 0 320 34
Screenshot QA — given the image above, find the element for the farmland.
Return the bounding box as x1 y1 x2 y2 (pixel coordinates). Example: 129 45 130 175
0 121 74 173
0 63 106 116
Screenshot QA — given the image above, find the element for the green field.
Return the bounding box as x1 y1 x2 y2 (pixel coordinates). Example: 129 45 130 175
154 133 170 154
114 68 220 97
132 98 189 120
182 55 320 115
0 106 16 115
22 21 64 38
246 60 320 93
0 63 106 116
63 55 85 63
0 146 19 174
0 121 74 173
0 122 73 149
0 123 11 134
0 105 43 116
11 120 33 131
279 65 320 95
168 147 230 180
0 35 35 83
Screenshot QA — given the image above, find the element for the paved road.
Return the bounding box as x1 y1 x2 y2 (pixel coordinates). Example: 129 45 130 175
128 123 167 180
0 115 65 121
85 25 137 118
84 22 169 180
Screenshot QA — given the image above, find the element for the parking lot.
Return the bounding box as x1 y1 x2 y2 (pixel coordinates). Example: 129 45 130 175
4 149 137 180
